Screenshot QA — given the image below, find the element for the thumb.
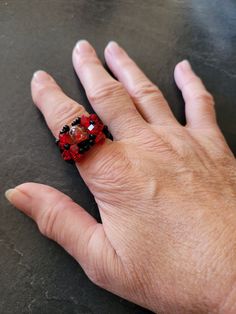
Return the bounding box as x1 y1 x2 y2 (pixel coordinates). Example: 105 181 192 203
5 182 119 288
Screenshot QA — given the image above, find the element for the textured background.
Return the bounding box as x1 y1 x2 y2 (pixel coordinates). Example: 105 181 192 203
0 0 235 313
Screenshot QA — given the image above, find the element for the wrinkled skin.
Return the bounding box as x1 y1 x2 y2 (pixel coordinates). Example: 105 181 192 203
5 41 236 313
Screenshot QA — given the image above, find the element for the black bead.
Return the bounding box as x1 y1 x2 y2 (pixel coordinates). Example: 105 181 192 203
83 145 90 151
89 139 95 145
89 120 95 125
79 147 85 153
65 159 74 164
107 132 113 140
79 140 89 147
89 134 96 140
64 143 70 150
60 125 70 133
71 117 81 126
102 125 113 140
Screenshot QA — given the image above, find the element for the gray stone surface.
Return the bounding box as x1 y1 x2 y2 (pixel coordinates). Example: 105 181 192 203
0 0 235 313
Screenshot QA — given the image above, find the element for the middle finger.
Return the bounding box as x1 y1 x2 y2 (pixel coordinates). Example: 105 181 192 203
72 40 146 140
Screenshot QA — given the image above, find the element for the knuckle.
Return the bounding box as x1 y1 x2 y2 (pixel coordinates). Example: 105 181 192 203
86 267 107 288
38 197 71 239
38 206 60 239
53 101 84 131
87 81 125 104
118 57 134 69
183 75 201 88
88 145 135 201
130 81 161 101
93 145 131 179
182 76 200 94
77 55 100 71
83 227 109 288
194 91 215 106
34 85 58 104
182 76 215 106
38 209 56 238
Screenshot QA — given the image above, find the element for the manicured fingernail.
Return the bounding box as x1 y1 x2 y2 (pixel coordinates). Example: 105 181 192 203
106 41 123 55
5 189 15 202
75 40 93 54
180 60 192 71
33 70 53 83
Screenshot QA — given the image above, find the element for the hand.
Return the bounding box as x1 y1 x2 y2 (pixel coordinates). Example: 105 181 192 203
5 40 236 313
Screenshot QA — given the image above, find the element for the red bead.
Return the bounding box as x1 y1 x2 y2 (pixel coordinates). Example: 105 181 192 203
70 144 78 154
80 115 90 128
95 131 106 143
90 113 99 123
70 144 82 161
62 150 72 161
59 133 72 145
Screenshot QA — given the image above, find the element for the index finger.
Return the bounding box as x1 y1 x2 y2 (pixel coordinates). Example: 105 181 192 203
31 70 87 137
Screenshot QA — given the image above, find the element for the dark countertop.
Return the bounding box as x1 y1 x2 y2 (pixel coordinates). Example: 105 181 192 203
0 1 235 313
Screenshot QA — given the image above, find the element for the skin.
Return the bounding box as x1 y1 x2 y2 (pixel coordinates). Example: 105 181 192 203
5 40 236 313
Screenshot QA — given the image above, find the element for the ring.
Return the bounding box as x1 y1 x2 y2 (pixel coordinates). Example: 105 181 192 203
56 113 112 163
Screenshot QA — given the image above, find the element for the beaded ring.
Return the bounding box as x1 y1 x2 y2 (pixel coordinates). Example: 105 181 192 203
56 114 112 163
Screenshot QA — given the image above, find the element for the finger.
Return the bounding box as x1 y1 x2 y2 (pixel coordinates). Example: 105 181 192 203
174 60 217 128
5 183 119 289
72 40 146 140
104 41 178 126
31 70 87 137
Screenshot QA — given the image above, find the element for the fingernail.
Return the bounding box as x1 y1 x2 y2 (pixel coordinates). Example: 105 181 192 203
5 189 15 202
180 60 192 71
33 70 53 83
106 41 123 55
5 187 32 215
75 40 93 54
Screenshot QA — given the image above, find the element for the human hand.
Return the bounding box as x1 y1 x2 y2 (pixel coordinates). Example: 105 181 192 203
5 40 236 313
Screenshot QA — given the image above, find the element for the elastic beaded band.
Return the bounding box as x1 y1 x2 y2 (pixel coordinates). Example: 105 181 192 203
56 114 112 163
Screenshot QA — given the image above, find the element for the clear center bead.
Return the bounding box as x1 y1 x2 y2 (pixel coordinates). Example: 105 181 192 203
69 126 87 143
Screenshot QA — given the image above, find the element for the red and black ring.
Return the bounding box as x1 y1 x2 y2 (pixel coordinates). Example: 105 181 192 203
56 114 112 163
